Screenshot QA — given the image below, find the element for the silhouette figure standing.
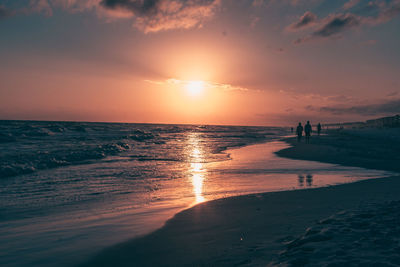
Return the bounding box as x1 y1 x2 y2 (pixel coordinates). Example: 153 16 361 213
296 122 303 142
306 174 313 187
298 174 304 186
317 123 322 136
305 121 312 143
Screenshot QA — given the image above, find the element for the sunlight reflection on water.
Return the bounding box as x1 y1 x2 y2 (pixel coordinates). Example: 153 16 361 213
188 134 206 203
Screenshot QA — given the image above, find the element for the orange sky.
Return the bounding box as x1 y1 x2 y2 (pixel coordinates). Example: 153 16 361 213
0 0 399 125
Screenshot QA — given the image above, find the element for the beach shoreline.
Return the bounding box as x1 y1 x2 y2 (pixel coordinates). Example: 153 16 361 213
276 128 400 173
83 128 400 266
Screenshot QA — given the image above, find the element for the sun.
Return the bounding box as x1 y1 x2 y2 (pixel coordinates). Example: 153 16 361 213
185 80 205 96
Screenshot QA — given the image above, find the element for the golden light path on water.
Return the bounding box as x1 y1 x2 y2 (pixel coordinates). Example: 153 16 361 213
188 134 206 204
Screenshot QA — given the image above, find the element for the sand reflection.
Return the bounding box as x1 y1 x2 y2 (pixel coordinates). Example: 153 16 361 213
188 134 206 203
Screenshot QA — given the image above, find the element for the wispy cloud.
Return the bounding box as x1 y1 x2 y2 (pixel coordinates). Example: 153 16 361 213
279 89 354 103
342 0 360 10
145 78 249 92
290 0 400 45
29 0 53 16
0 5 15 19
286 11 317 31
294 13 361 44
131 0 220 33
387 91 399 97
310 99 400 116
313 13 360 37
368 0 400 24
4 0 221 33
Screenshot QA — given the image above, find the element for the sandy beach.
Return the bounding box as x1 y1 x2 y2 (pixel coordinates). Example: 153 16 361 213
276 128 400 173
84 128 400 266
3 2 400 266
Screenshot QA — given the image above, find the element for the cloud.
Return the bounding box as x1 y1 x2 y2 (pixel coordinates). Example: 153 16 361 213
252 0 264 7
313 99 400 116
313 13 361 37
291 0 400 45
100 0 221 33
5 0 220 33
29 0 53 16
294 13 361 44
286 11 317 31
325 94 353 102
145 78 249 92
386 91 399 97
50 0 100 13
100 0 158 15
6 0 101 18
369 0 400 24
278 89 356 105
0 5 14 19
342 0 360 10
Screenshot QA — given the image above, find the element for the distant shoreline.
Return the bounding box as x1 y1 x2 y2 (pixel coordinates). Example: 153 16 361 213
276 128 400 173
0 119 284 128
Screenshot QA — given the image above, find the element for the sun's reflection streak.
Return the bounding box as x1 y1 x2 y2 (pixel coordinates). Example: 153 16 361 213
188 134 206 203
191 165 205 203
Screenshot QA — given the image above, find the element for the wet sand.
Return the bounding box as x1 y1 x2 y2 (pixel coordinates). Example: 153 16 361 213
83 129 400 266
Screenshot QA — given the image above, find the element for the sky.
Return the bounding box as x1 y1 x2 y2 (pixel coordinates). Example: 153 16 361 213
0 0 399 126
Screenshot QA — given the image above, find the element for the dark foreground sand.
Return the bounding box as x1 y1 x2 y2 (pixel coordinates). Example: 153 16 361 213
83 129 400 266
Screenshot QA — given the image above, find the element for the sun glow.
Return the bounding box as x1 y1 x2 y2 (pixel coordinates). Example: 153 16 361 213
185 80 205 96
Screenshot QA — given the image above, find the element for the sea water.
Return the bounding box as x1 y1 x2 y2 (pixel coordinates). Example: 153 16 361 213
0 121 392 266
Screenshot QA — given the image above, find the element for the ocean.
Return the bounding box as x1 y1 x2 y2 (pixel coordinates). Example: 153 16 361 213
0 121 392 266
0 121 285 266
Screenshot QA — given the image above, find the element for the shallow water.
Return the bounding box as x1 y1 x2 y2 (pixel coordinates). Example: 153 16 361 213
0 122 393 266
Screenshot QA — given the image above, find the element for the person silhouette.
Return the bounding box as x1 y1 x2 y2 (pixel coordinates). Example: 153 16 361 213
296 122 303 142
291 127 294 133
305 121 312 143
317 123 322 136
306 174 313 187
298 174 304 186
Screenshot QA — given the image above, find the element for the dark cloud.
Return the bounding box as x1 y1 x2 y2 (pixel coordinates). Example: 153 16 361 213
100 0 159 16
0 5 14 20
313 13 360 37
0 0 220 32
99 0 221 33
315 99 400 116
287 11 317 31
294 13 361 44
291 0 400 45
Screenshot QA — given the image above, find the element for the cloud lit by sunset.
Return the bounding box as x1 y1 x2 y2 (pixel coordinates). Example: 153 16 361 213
1 0 399 125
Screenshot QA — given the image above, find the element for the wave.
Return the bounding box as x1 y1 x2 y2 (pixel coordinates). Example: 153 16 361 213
0 121 284 179
0 142 131 179
127 129 158 142
0 132 16 143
